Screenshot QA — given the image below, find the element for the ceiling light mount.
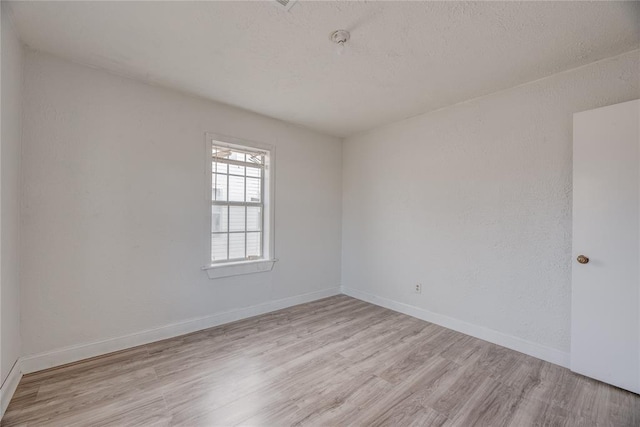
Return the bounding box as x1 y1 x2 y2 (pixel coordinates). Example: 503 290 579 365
330 30 350 55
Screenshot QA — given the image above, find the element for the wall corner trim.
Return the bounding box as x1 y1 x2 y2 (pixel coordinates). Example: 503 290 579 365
19 286 341 375
342 286 570 368
0 360 23 419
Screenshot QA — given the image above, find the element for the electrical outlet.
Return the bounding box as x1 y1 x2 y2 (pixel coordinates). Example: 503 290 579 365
415 283 422 294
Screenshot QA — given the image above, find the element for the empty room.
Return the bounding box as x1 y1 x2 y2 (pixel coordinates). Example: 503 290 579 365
1 0 639 425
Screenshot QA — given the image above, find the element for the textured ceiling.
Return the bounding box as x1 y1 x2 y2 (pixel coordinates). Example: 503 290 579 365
7 1 640 137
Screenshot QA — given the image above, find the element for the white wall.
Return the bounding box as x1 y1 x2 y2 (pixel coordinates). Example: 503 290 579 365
1 4 23 384
20 51 342 359
13 35 640 372
342 50 640 358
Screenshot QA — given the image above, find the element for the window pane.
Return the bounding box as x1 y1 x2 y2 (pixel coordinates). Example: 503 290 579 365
246 166 261 178
229 233 245 259
211 143 268 265
212 147 231 159
211 234 228 262
215 162 227 174
247 232 261 258
246 178 261 203
229 176 245 202
229 164 244 176
229 206 245 232
247 206 261 231
247 153 264 165
229 151 245 162
212 205 228 232
213 173 228 201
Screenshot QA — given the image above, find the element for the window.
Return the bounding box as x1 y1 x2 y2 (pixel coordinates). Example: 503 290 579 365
203 134 275 279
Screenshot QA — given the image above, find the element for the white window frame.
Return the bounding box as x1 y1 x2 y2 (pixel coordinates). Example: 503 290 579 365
202 133 276 279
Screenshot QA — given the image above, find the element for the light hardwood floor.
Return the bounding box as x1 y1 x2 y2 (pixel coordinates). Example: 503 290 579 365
3 295 639 426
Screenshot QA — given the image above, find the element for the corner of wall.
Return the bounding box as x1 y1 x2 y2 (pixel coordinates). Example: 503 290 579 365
0 0 25 416
0 360 22 419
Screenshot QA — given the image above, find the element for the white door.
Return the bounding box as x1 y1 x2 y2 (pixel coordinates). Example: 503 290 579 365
572 99 640 394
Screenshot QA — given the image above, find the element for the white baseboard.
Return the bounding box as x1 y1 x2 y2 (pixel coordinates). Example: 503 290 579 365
16 284 568 382
20 286 341 374
0 360 22 419
341 286 570 368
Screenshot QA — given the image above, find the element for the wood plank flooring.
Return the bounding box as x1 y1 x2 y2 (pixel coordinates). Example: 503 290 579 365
3 295 639 426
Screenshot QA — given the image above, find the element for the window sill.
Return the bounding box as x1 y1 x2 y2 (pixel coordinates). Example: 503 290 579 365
202 259 277 279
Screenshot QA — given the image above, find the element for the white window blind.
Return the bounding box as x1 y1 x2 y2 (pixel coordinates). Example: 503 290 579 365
211 144 266 263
